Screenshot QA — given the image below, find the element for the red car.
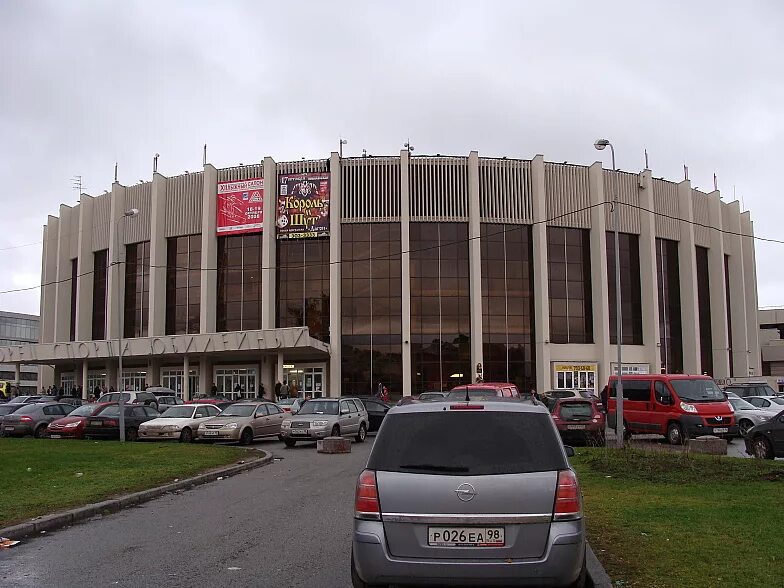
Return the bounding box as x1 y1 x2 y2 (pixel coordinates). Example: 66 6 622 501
46 402 114 439
446 382 522 400
551 398 606 446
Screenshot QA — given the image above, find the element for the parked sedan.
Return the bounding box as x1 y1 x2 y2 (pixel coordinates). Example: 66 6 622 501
139 404 223 443
746 396 784 411
1 402 76 438
155 396 185 411
6 395 44 404
83 404 160 441
277 398 305 413
47 403 115 439
0 403 24 432
280 398 368 447
196 402 285 445
744 409 784 459
551 398 606 446
729 397 777 436
341 397 391 432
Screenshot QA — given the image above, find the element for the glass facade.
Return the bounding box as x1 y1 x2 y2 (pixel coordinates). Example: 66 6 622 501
696 246 713 376
410 222 471 393
547 227 593 344
216 234 263 332
277 239 330 341
166 235 201 335
69 258 78 341
480 223 535 391
124 241 150 338
656 238 683 373
606 232 643 345
92 249 108 340
341 223 403 396
0 315 38 343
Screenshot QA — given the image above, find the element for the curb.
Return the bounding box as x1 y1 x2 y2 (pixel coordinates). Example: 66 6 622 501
0 451 273 541
586 542 613 588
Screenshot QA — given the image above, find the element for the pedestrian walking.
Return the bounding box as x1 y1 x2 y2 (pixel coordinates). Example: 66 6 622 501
275 381 282 400
280 381 290 399
94 385 101 398
290 380 299 398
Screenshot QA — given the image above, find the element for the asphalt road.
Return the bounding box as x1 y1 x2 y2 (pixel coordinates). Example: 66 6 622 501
0 437 374 588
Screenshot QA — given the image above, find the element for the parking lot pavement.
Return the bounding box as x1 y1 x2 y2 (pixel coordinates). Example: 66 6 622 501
0 438 374 588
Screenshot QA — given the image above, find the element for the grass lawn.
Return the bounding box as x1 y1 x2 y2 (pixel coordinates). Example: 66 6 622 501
0 438 248 528
571 448 784 588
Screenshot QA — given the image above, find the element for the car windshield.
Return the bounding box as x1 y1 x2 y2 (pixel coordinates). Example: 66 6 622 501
368 411 567 476
99 393 131 403
98 406 121 417
277 398 296 405
729 398 757 411
159 406 195 418
559 402 593 419
297 401 339 415
551 390 577 399
219 405 255 417
445 389 498 400
69 405 97 417
671 379 725 402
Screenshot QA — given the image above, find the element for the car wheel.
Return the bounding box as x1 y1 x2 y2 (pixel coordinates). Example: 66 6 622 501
753 436 774 460
239 428 253 446
126 427 139 442
179 428 193 443
739 419 754 436
355 423 367 443
331 425 340 437
34 424 48 439
667 422 684 446
283 438 296 448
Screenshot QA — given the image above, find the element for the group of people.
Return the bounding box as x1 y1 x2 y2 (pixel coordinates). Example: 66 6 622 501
274 380 299 400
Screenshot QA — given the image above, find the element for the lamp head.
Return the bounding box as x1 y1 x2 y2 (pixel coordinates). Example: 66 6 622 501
594 139 610 151
125 208 139 217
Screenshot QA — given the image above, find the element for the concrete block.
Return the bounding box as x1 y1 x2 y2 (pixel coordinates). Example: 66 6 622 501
688 436 727 455
317 436 351 454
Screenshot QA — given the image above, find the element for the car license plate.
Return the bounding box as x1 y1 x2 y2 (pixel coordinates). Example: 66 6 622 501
5 426 14 431
203 430 219 436
90 420 102 426
567 424 587 430
50 434 62 439
292 430 308 436
428 527 504 547
713 427 728 434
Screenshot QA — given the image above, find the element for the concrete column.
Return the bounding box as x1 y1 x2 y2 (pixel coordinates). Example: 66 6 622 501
276 352 284 388
199 357 212 396
53 365 62 389
106 361 118 391
14 363 20 390
707 192 730 378
200 164 218 333
637 170 662 372
400 149 413 396
467 151 483 381
107 184 127 340
147 359 161 387
41 217 60 343
182 355 190 401
81 361 88 399
328 152 342 397
530 155 551 393
148 173 168 336
75 195 95 341
725 201 750 377
260 356 274 400
53 204 75 342
261 156 277 330
676 180 701 374
741 213 761 377
40 223 51 343
588 162 611 388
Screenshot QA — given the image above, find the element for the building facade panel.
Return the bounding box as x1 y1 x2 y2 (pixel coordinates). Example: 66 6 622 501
123 183 152 244
165 173 204 237
652 178 680 241
546 164 590 228
603 171 641 234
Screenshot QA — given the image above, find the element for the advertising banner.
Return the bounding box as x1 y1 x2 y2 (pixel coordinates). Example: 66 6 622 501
276 173 330 239
216 178 264 235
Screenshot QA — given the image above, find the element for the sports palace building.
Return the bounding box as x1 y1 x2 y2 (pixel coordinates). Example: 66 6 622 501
0 150 761 400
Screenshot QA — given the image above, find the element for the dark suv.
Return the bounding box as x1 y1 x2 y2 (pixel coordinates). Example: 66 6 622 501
352 400 585 587
724 382 780 399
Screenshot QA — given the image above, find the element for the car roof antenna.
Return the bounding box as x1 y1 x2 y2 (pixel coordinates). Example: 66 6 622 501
465 388 470 403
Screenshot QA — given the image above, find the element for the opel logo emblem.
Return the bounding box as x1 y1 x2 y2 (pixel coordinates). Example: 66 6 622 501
455 482 477 502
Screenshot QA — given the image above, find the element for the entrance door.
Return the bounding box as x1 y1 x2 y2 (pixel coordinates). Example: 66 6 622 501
215 368 257 400
283 365 325 398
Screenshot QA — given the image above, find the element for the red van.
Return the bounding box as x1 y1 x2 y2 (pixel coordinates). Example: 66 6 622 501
606 374 736 445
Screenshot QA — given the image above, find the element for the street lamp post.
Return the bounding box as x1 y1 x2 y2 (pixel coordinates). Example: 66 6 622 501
115 208 139 442
594 139 624 447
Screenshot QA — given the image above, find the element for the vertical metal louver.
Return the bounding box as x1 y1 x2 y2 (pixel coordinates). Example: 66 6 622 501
124 183 152 244
692 190 711 247
217 164 265 182
409 156 468 221
165 172 204 237
603 170 641 234
479 158 533 224
276 159 329 175
652 179 680 240
340 157 400 222
545 163 591 228
91 194 111 252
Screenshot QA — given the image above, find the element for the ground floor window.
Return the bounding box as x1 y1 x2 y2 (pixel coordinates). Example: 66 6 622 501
121 370 147 391
552 362 597 396
60 374 76 393
162 368 199 399
283 364 325 398
87 372 106 393
215 367 257 400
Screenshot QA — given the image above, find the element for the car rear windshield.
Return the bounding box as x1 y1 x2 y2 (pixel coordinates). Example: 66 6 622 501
445 389 498 400
368 411 567 476
0 405 20 415
159 406 195 418
99 393 131 403
671 379 725 402
559 402 593 419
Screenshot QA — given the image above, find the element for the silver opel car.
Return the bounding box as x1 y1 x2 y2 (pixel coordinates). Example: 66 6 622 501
351 400 585 587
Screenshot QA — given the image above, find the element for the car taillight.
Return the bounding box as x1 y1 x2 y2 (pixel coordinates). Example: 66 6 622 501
355 469 381 521
553 470 582 521
449 404 484 410
19 416 33 422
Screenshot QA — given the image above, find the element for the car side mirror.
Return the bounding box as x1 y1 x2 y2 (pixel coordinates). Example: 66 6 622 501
564 445 575 457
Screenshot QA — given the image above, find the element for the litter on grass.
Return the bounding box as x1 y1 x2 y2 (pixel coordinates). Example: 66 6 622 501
0 537 20 549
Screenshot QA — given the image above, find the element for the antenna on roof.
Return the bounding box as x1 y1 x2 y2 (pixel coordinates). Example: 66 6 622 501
71 175 83 199
713 173 718 191
153 153 159 174
683 164 689 181
644 148 649 169
114 162 118 183
203 143 207 166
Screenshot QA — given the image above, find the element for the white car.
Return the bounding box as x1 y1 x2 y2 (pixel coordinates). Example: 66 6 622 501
138 404 222 443
745 395 784 413
728 397 777 436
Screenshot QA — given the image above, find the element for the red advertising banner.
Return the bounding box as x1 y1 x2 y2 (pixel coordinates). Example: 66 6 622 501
276 173 330 239
216 178 264 235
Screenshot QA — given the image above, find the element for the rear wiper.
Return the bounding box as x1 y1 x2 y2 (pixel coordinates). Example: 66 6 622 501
399 464 469 472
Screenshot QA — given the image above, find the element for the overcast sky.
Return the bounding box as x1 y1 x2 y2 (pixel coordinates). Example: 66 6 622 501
1 0 783 317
